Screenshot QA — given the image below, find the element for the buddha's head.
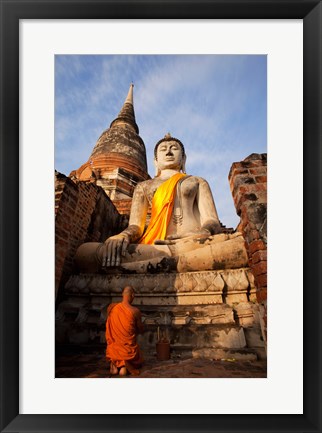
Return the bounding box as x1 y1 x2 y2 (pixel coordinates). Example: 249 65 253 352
154 133 186 176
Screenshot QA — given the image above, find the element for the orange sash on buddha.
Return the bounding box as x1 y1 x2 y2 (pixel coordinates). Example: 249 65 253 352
139 172 186 245
105 303 143 375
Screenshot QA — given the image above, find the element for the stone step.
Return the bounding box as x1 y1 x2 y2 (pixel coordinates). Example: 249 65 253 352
137 323 248 353
65 267 257 305
141 303 235 326
144 346 259 362
56 299 261 329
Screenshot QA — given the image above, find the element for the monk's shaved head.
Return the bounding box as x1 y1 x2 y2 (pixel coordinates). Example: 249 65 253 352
122 286 135 304
122 286 134 296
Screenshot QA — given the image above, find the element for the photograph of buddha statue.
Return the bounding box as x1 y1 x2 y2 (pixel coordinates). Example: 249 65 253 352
55 55 267 378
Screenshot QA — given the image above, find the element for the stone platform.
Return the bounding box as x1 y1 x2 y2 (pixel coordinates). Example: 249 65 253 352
56 268 266 360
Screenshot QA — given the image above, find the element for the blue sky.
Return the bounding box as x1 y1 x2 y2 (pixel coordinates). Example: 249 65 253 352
55 55 266 229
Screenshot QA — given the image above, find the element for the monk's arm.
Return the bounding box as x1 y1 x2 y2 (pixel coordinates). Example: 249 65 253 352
107 303 117 316
197 178 222 235
134 310 145 334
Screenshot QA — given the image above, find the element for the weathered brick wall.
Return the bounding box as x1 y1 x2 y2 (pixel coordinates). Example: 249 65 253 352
112 198 132 216
55 171 127 300
228 153 267 342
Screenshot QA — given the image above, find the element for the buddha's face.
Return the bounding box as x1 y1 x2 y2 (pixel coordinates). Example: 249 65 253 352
156 140 184 171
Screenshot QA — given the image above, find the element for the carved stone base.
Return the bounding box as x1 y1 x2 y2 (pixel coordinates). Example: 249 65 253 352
64 267 257 304
56 268 265 359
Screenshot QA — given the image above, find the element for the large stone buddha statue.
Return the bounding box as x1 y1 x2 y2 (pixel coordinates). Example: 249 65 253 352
75 134 248 274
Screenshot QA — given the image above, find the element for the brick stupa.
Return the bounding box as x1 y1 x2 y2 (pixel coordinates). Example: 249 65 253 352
70 84 150 213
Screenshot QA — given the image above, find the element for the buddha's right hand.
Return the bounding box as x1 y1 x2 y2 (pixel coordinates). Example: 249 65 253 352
101 233 130 267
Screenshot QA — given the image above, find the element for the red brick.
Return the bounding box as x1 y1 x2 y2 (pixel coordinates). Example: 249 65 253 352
243 228 260 244
251 260 267 277
251 191 267 203
242 183 266 193
62 222 71 231
228 164 249 179
243 159 266 168
249 167 267 176
252 249 267 264
233 184 266 208
248 240 266 254
256 274 267 288
255 176 267 184
244 220 257 230
57 238 68 248
232 174 256 188
56 228 68 240
256 288 267 302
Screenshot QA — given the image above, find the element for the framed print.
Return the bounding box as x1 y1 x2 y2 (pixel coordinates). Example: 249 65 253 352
1 1 321 432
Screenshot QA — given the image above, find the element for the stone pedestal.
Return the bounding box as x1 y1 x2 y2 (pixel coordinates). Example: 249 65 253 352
56 268 266 360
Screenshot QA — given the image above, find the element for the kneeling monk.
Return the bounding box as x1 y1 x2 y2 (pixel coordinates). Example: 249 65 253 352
106 286 144 376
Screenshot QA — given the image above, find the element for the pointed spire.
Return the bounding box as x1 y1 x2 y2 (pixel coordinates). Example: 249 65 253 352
124 83 134 105
110 83 139 133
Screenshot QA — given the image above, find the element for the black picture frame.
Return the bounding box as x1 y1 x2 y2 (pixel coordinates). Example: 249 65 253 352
1 1 321 432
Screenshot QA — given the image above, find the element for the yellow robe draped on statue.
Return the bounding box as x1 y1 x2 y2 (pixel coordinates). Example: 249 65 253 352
139 172 186 245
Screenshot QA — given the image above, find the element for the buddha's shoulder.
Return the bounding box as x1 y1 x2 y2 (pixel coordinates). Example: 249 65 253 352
135 175 209 190
135 177 162 190
184 175 209 184
134 179 149 190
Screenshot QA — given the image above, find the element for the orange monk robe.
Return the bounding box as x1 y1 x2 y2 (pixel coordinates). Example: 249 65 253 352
105 303 144 375
139 172 186 245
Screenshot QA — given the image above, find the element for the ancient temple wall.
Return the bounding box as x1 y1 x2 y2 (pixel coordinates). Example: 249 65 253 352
112 198 132 215
228 153 267 343
55 171 126 300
